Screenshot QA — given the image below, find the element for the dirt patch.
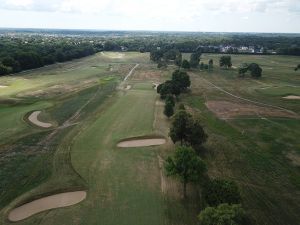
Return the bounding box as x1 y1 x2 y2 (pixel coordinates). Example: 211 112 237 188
282 95 300 100
206 100 298 119
8 191 86 222
117 136 166 148
28 111 53 128
286 151 300 167
132 71 161 81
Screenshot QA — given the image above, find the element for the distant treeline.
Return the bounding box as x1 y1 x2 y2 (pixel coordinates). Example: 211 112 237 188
0 37 99 75
1 31 300 75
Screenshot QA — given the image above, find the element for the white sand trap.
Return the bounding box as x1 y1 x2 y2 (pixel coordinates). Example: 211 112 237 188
153 83 160 90
0 85 8 88
282 95 300 100
125 85 131 90
8 191 86 222
28 111 53 128
117 138 166 148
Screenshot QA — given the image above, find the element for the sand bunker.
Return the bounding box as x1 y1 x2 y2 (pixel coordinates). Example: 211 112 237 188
8 191 86 222
282 95 300 100
206 101 298 119
117 137 166 148
0 85 8 88
153 83 160 90
28 111 53 128
125 85 131 90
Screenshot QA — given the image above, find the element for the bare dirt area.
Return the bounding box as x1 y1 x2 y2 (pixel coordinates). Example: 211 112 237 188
282 95 300 100
206 100 298 119
132 70 161 81
28 111 53 128
117 137 166 148
8 191 87 222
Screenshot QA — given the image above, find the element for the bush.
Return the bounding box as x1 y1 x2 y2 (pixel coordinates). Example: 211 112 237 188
202 179 241 206
199 204 246 225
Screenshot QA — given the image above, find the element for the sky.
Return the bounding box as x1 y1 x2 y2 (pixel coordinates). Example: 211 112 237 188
0 0 299 33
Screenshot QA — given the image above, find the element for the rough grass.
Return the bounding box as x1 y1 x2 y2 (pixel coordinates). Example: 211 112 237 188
183 54 300 225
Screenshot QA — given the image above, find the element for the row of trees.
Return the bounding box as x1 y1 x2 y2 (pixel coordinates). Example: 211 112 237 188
164 107 246 225
0 37 97 76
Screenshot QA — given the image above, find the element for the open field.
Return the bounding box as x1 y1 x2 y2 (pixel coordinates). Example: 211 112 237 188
183 54 300 225
0 52 299 225
0 52 198 225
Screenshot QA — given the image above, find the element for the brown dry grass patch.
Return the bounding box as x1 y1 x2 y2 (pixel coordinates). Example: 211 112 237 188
206 100 298 119
132 70 161 81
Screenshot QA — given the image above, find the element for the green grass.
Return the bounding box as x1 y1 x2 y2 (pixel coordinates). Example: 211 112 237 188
1 52 299 225
183 54 300 225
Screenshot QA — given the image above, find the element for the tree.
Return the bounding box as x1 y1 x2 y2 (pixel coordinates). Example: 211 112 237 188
169 110 193 145
239 63 262 78
198 204 246 225
238 63 249 77
190 51 201 68
208 59 214 70
0 64 12 76
166 95 175 107
295 64 300 71
150 49 163 62
202 179 241 207
172 70 191 91
248 63 262 78
164 101 174 118
165 146 207 198
186 120 207 151
2 57 21 73
174 52 182 66
158 80 181 99
181 59 190 69
219 56 232 68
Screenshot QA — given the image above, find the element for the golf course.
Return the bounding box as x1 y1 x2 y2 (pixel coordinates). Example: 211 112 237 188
0 51 299 225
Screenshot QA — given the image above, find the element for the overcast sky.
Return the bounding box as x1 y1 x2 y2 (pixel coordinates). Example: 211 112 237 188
0 0 299 33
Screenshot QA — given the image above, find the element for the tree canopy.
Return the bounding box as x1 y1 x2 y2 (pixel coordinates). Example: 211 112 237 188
190 51 202 68
198 204 246 225
165 146 207 197
219 56 232 68
202 179 241 207
238 63 262 78
181 59 191 69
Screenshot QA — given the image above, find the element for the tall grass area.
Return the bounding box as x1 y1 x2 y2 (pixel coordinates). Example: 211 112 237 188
183 54 300 225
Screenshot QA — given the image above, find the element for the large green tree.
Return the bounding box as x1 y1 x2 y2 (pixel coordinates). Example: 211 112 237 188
172 70 191 91
198 204 246 225
219 56 232 68
202 179 241 207
164 101 174 118
165 146 207 198
169 110 193 145
190 51 202 68
186 120 207 151
181 59 191 69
